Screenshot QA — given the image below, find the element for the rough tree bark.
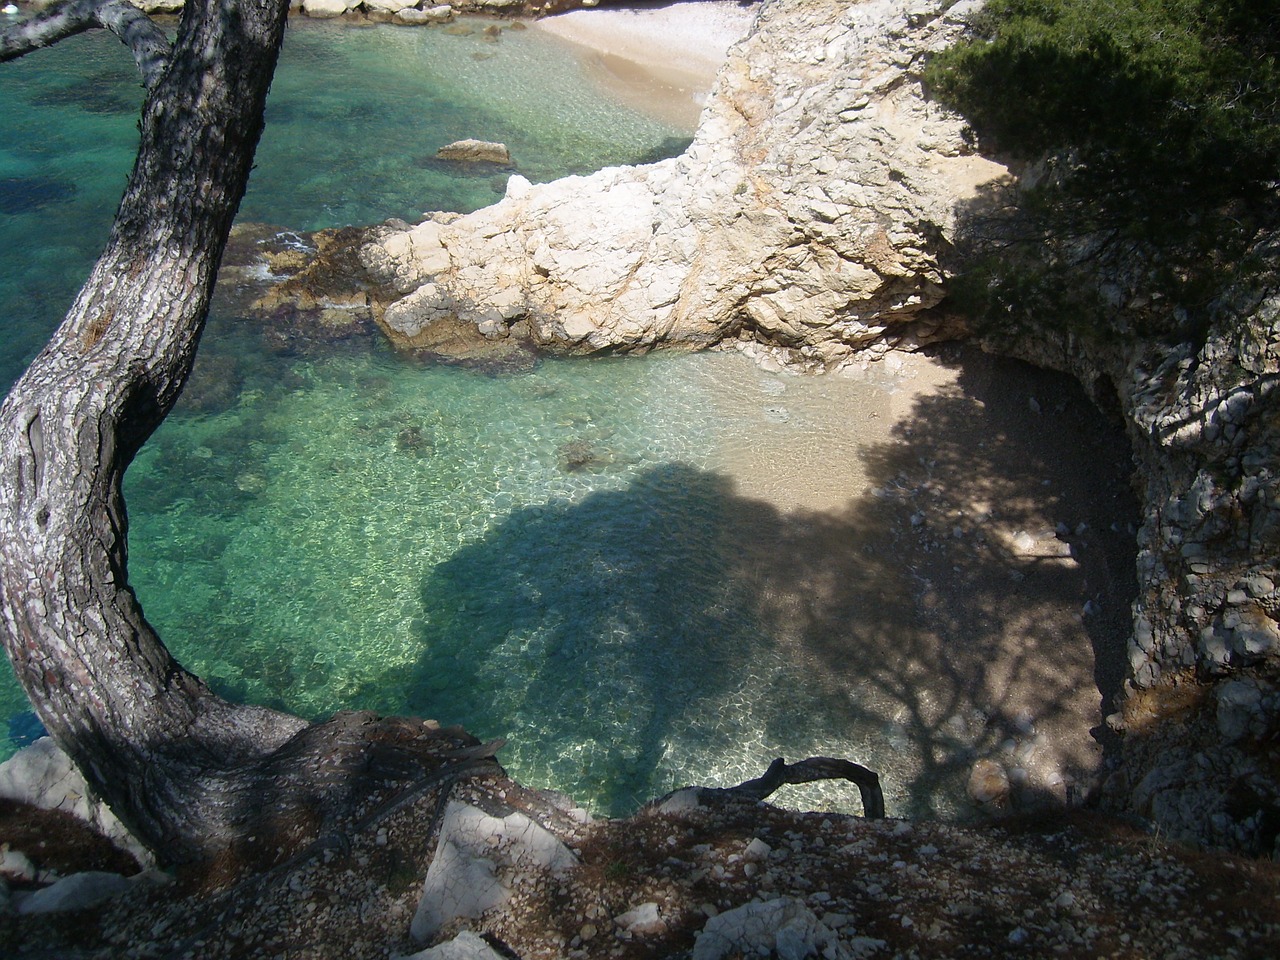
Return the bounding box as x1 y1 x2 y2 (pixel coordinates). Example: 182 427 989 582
0 0 171 87
0 0 324 865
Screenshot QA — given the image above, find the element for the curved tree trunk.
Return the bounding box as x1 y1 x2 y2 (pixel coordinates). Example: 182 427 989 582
0 0 306 863
0 2 891 876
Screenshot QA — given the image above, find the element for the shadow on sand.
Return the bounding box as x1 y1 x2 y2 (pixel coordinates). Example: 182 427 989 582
395 349 1138 819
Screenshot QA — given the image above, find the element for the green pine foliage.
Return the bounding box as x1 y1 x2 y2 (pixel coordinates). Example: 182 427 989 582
925 0 1280 341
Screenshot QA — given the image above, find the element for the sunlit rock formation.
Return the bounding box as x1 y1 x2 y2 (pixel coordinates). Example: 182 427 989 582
359 0 1007 370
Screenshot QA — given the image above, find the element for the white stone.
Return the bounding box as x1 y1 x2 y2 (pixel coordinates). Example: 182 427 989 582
410 800 577 942
692 897 845 960
654 788 702 815
505 174 533 201
129 0 185 12
13 871 130 915
617 901 664 935
399 930 507 960
0 738 150 866
0 848 36 884
300 0 353 18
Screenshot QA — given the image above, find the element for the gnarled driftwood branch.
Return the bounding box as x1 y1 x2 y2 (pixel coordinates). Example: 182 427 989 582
0 0 171 88
723 756 886 819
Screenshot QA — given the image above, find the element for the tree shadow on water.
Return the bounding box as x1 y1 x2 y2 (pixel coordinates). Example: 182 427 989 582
400 350 1138 819
404 464 784 816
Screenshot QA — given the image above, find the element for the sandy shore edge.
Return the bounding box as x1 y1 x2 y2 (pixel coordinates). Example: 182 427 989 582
533 1 758 130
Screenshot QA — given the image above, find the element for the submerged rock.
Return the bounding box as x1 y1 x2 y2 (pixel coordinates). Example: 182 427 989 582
436 139 512 165
0 176 76 215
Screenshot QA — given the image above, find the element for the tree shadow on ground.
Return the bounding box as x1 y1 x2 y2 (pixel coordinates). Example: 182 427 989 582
401 348 1138 819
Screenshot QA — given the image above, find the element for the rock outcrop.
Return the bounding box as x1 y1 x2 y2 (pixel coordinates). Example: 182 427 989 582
25 0 1277 858
0 737 151 867
358 0 1006 366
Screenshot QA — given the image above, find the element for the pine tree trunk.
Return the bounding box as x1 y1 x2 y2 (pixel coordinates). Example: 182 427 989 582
0 0 306 863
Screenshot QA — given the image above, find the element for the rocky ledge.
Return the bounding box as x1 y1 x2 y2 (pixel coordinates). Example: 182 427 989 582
2 733 1278 958
355 0 1001 366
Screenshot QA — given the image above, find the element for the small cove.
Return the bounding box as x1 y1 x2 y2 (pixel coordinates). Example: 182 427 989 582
0 17 1136 820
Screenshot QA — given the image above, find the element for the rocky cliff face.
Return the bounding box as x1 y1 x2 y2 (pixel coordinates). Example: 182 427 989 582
359 0 1006 369
991 280 1280 854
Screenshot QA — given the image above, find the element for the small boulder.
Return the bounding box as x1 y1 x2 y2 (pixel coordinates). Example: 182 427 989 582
397 4 453 24
300 0 353 18
400 930 506 960
436 139 512 165
693 898 841 960
410 800 577 942
967 758 1011 806
616 901 665 936
13 871 131 915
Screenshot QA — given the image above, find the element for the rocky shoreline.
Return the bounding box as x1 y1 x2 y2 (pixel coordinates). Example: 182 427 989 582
2 733 1278 958
7 0 654 25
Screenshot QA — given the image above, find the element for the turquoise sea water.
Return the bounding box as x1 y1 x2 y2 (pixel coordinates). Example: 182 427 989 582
0 18 975 818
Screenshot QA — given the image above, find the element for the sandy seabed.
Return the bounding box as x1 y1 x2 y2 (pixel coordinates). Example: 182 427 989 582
531 1 1141 808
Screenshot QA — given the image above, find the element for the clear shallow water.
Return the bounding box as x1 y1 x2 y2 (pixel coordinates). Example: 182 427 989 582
0 20 688 386
0 18 952 819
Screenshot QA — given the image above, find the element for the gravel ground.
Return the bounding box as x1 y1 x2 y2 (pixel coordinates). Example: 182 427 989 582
2 767 1278 959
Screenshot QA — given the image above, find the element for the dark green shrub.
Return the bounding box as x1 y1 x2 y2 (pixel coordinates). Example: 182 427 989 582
926 0 1280 342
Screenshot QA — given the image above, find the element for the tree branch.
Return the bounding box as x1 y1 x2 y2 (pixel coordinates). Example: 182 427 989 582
0 0 171 89
722 756 886 819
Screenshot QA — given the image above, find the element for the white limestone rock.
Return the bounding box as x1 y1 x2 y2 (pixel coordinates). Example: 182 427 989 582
301 0 355 18
12 871 131 915
129 0 185 12
362 0 1006 362
410 800 577 943
616 901 665 936
0 847 36 884
399 930 507 960
692 897 847 960
397 5 454 24
0 738 150 867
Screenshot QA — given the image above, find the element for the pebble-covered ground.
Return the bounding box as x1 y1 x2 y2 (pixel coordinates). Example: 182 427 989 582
2 770 1277 960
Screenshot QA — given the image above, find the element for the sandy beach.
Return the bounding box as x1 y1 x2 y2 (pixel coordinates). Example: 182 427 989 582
534 1 759 129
